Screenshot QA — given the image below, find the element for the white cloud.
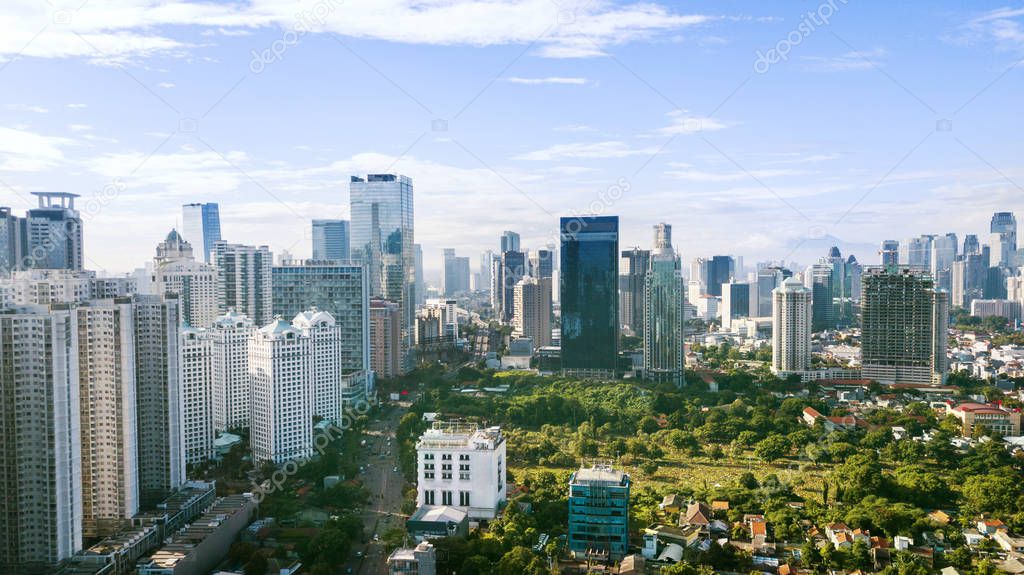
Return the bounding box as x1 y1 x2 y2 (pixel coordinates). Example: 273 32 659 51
68 123 93 132
0 126 72 172
7 104 48 114
802 48 886 71
665 167 807 182
66 103 88 109
0 0 713 63
957 7 1024 51
504 76 589 85
656 110 727 135
554 123 595 133
514 140 661 160
156 82 175 88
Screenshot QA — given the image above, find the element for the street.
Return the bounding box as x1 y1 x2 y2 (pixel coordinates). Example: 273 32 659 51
343 398 413 575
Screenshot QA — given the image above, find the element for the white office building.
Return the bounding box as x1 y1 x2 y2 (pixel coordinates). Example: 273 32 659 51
249 317 314 464
415 423 506 520
772 277 813 375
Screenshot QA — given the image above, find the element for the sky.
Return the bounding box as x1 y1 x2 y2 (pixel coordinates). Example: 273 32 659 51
0 1 1023 278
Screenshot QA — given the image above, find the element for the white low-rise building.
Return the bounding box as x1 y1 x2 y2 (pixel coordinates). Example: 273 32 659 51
415 423 506 519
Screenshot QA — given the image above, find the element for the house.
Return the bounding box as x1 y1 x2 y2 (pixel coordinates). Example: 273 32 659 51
683 502 712 527
963 529 986 547
711 500 730 514
894 536 914 551
825 523 853 548
995 531 1024 554
928 510 952 525
750 518 769 547
660 494 682 514
978 519 1009 535
618 554 646 575
802 407 823 427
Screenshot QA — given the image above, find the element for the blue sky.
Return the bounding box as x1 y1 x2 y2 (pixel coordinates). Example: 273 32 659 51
0 1 1022 276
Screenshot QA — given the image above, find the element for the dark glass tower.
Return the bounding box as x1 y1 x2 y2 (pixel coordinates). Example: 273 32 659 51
560 216 618 378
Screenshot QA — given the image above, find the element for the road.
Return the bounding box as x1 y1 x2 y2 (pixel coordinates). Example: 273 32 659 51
343 398 413 575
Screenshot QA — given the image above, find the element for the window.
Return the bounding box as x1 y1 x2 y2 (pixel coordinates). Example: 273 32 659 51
424 490 435 505
459 491 471 506
442 491 453 505
442 453 452 461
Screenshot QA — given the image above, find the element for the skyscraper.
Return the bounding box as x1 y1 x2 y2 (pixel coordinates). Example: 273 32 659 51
807 262 835 332
181 203 222 264
755 266 789 317
271 259 369 373
904 235 934 269
311 219 350 261
153 229 219 328
880 240 899 267
500 230 521 253
560 216 618 378
0 305 82 573
210 310 255 432
414 243 425 306
0 207 26 275
248 318 314 464
963 234 980 256
990 212 1017 269
499 250 526 323
771 277 812 375
442 248 471 296
618 247 650 336
567 465 631 561
512 276 552 349
706 255 734 297
369 298 402 379
643 225 684 386
930 233 958 292
721 281 751 329
861 267 948 386
181 327 214 466
25 192 84 271
349 174 415 372
211 241 273 326
529 248 554 280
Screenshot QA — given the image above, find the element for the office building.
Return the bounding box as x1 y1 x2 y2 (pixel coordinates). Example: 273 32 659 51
441 249 471 296
807 262 835 332
499 250 526 322
618 247 650 336
415 422 506 520
132 295 185 508
771 277 812 375
880 240 900 267
271 259 369 373
970 299 1022 323
387 542 437 575
512 276 552 349
930 233 958 292
209 310 255 432
991 212 1017 269
0 207 26 275
904 235 934 269
963 234 981 256
951 252 988 309
560 216 619 378
350 174 415 372
947 402 1023 438
180 203 221 264
369 298 402 379
529 248 554 280
181 327 214 466
249 317 314 464
706 255 734 297
721 280 751 330
153 229 219 328
24 192 84 271
568 465 630 562
643 226 684 386
0 305 82 573
414 243 425 306
500 230 520 253
689 257 708 296
211 242 273 326
861 267 948 385
755 266 790 317
311 219 350 261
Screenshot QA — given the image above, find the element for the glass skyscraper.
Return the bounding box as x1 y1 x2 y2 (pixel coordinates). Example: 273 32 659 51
560 215 618 378
643 224 684 386
181 203 222 263
311 219 350 261
350 174 415 372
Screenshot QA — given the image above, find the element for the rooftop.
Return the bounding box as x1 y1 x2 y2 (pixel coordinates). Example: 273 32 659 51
572 464 629 486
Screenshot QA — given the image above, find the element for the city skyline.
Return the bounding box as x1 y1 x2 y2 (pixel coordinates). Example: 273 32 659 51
1 2 1023 273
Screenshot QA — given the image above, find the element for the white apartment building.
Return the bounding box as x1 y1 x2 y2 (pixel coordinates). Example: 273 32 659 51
415 423 506 520
512 277 552 348
249 318 314 464
210 310 255 432
153 229 220 328
292 309 345 424
0 305 82 573
772 277 813 375
0 268 135 306
181 327 215 465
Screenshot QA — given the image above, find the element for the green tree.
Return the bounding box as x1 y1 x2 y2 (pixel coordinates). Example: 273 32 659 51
496 546 547 575
754 434 790 462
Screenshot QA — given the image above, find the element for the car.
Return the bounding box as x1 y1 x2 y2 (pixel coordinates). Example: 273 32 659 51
393 466 399 473
355 551 364 558
373 533 380 542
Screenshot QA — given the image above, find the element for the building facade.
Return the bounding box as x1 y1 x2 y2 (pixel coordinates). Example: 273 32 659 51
861 267 949 385
560 216 619 378
311 219 350 261
153 229 219 328
369 298 402 379
181 327 215 466
512 276 552 349
619 247 650 336
181 203 222 264
415 423 506 520
211 242 273 326
772 277 812 375
568 465 631 562
210 310 255 432
249 318 314 464
643 231 684 386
